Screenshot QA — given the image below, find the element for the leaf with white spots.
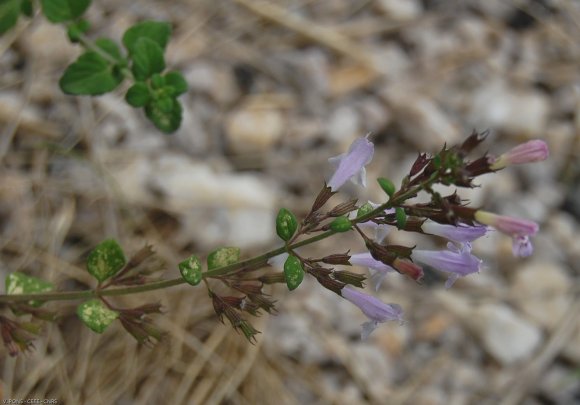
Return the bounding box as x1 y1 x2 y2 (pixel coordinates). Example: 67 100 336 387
207 247 240 271
5 272 54 307
86 239 126 282
179 254 202 286
77 299 119 334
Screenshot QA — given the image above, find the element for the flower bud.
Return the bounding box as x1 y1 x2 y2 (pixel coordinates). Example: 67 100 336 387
377 177 395 197
283 255 304 291
276 208 298 242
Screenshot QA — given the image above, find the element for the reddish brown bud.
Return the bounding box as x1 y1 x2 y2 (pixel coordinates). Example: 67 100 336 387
410 153 431 177
392 259 424 282
258 272 286 284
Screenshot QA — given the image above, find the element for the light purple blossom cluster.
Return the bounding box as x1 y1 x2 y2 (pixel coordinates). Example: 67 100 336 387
324 135 548 338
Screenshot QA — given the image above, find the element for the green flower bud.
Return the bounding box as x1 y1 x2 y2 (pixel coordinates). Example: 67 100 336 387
283 255 304 291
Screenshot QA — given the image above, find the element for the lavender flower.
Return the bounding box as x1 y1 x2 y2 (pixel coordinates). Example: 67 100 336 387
512 235 533 257
474 210 539 257
490 140 549 170
411 242 483 288
328 135 374 192
341 286 403 339
349 252 396 291
421 219 488 243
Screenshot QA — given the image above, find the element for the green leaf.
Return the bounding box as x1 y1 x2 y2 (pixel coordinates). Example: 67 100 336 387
41 0 91 23
276 208 297 242
20 0 32 17
0 0 21 35
357 202 373 218
77 299 119 334
86 239 126 282
95 38 125 64
164 71 188 96
144 97 182 133
125 82 150 107
377 177 395 197
179 254 203 286
67 19 90 43
130 37 165 80
122 20 171 54
207 247 240 271
5 272 54 307
330 216 351 233
395 207 407 230
150 73 165 89
59 51 124 95
283 255 304 291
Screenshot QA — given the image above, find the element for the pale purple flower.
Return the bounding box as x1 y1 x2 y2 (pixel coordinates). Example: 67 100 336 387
490 140 549 170
328 135 374 192
474 211 538 256
411 242 483 288
349 252 396 291
422 219 488 243
341 286 403 339
512 235 533 258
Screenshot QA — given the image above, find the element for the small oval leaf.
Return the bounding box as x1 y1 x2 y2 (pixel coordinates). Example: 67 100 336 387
125 82 150 107
377 177 395 197
330 216 351 233
86 239 126 282
276 208 298 242
283 255 304 291
77 299 119 334
6 272 54 307
179 254 203 286
207 247 240 271
357 202 373 218
395 207 407 229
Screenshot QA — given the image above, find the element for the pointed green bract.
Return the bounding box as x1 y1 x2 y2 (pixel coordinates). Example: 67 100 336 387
6 272 54 307
179 254 203 286
276 208 298 242
86 239 126 282
283 255 304 291
77 300 118 334
207 247 240 271
330 216 351 232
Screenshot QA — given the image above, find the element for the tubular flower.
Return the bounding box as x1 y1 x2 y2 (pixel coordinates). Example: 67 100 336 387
341 286 403 339
490 140 549 170
474 211 539 258
328 135 374 192
411 242 483 288
421 219 488 243
349 252 396 291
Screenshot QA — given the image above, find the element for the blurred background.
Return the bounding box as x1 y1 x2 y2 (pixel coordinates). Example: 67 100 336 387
1 0 579 403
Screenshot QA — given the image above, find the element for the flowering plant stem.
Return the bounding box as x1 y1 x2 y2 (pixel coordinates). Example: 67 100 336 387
0 172 441 305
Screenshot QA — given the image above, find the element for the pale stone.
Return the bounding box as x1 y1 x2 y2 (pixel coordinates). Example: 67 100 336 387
511 261 572 329
226 102 285 154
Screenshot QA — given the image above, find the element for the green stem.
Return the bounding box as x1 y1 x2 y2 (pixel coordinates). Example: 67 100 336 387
0 172 442 305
